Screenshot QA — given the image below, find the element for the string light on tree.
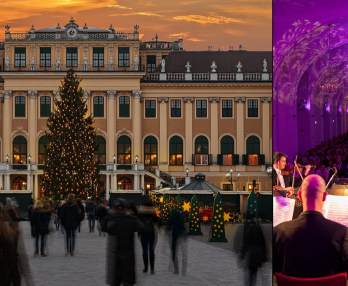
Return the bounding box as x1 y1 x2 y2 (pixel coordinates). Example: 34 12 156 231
42 69 98 199
209 193 227 242
189 195 202 235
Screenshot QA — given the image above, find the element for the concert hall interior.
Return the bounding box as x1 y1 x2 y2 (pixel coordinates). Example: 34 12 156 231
273 0 348 171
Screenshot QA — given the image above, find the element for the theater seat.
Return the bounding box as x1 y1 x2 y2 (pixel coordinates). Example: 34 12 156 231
275 272 347 286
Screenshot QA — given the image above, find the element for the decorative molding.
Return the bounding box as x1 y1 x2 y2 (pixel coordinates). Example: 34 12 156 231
208 97 220 103
157 97 169 103
3 90 13 98
234 96 246 103
106 90 117 97
27 90 38 97
132 90 142 99
183 97 194 103
261 96 272 103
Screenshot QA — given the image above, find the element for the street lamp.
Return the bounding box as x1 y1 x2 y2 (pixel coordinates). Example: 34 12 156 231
28 154 31 165
225 169 233 190
5 154 9 164
185 167 189 177
135 155 139 164
113 154 116 164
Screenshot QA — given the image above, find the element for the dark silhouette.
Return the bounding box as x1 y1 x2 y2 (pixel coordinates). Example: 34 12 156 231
102 199 144 286
85 199 97 232
59 194 81 256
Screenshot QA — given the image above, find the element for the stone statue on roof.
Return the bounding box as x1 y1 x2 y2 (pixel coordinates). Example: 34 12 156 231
236 61 242 73
263 58 268 72
185 61 192 73
161 58 166 73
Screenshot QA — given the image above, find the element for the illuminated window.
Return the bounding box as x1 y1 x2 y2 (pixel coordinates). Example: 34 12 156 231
169 136 183 166
95 136 106 164
117 135 131 164
38 136 48 164
144 136 158 166
13 136 27 164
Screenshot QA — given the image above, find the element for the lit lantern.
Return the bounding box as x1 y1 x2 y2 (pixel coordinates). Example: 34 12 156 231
203 215 209 222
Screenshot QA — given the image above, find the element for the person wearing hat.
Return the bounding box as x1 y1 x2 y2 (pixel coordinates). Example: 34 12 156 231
103 199 144 286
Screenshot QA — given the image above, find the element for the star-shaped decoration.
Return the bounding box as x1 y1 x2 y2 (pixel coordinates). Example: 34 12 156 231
224 212 232 222
182 201 191 212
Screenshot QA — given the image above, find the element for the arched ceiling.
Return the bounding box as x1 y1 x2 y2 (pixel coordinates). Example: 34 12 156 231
274 18 348 105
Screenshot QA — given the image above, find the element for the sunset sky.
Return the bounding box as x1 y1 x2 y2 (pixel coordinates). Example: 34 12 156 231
0 0 271 51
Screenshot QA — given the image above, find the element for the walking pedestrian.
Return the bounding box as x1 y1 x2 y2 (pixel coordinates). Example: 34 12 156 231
96 200 108 236
76 198 85 232
59 194 81 256
103 199 144 286
137 199 158 274
85 198 97 232
31 200 52 257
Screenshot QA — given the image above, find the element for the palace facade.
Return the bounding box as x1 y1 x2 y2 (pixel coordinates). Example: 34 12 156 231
0 19 272 201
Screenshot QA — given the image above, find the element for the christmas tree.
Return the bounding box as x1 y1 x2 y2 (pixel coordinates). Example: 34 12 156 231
160 195 170 224
246 190 258 220
189 195 202 235
42 69 98 199
209 193 227 242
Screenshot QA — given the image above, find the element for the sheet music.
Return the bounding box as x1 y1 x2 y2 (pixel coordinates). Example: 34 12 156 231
273 196 295 226
322 195 348 227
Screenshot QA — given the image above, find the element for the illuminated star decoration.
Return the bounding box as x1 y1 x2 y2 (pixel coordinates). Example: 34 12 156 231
182 201 191 212
224 211 232 222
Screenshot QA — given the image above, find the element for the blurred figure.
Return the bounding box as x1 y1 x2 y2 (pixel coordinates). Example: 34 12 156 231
31 200 52 257
137 199 158 274
76 199 85 232
27 199 35 237
238 219 267 286
274 174 348 277
0 203 35 286
60 194 81 256
96 200 108 236
102 199 144 286
167 204 187 275
85 199 97 233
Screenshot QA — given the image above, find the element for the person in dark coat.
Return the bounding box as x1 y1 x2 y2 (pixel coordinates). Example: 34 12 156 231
59 194 81 256
85 199 97 232
103 199 144 286
76 199 85 232
96 200 108 236
274 174 348 277
137 200 158 274
31 200 52 257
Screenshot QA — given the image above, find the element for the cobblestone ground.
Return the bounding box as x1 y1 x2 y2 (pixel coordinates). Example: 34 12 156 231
21 222 272 286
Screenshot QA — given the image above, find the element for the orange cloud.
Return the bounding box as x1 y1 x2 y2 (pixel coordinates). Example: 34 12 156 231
173 15 244 25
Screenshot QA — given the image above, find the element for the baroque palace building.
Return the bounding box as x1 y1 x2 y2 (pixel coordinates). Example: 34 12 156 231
0 18 272 201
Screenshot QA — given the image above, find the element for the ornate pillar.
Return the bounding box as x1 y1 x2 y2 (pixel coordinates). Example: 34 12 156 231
209 97 219 166
141 174 145 189
2 91 12 161
134 174 139 191
158 97 169 171
261 97 271 163
235 97 245 156
132 90 142 162
184 97 194 165
27 173 32 193
28 90 38 163
4 174 10 190
106 90 117 162
106 174 110 194
34 174 39 201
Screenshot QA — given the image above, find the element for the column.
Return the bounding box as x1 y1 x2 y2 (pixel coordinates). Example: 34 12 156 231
261 97 271 164
106 175 110 201
141 174 145 189
209 97 219 168
0 174 3 190
34 174 39 201
235 97 245 157
132 90 142 162
184 97 193 165
4 174 10 190
106 90 117 162
27 173 32 192
28 90 38 163
2 91 12 161
111 173 116 190
159 97 169 171
134 174 139 191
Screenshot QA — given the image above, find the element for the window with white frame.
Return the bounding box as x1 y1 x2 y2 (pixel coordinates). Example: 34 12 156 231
145 100 156 118
170 99 181 117
247 99 259 118
196 99 207 118
222 99 233 117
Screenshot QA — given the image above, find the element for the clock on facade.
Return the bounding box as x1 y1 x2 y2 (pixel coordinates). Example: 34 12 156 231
67 27 78 38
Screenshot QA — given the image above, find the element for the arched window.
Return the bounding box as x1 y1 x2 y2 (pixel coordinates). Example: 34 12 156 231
169 136 183 166
38 136 49 164
13 136 27 164
246 136 260 154
117 135 131 164
220 135 234 166
95 136 106 164
144 136 158 166
246 136 260 166
194 136 209 165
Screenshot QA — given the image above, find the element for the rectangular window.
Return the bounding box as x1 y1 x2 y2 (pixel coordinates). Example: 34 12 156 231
119 96 130 117
170 99 181 118
66 47 78 67
118 47 130 67
15 96 26 117
40 96 51 117
93 47 104 68
247 99 259 118
40 47 51 67
222 99 233 117
93 96 104 117
196 99 207 118
14 47 26 67
145 100 156 118
146 55 156 72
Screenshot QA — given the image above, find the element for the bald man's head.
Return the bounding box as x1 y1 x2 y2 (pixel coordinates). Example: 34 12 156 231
299 175 327 212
